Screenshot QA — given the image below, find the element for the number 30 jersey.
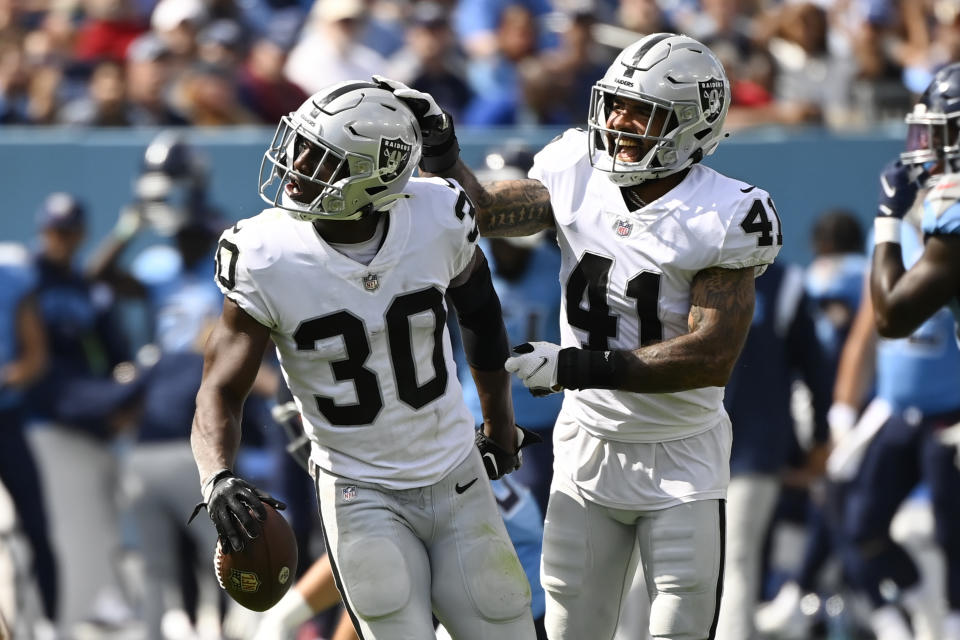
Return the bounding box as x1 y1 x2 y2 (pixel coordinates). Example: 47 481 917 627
530 129 782 442
214 178 480 489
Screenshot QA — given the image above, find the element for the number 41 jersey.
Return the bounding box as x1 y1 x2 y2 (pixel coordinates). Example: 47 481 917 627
214 178 479 489
530 129 783 442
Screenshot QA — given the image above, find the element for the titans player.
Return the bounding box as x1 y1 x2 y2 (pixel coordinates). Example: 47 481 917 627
872 62 960 337
865 62 960 639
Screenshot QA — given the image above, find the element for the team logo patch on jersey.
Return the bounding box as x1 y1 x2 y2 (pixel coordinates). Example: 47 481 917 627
698 79 725 124
362 273 380 291
342 486 358 502
378 137 412 182
613 218 633 238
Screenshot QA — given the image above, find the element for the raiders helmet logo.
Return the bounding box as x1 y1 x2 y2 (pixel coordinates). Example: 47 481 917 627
378 137 412 182
698 79 725 124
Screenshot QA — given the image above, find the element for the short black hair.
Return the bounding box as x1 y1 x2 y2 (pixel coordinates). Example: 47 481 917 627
811 208 864 255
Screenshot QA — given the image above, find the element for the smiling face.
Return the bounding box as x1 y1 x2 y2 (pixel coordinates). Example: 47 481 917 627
604 94 671 164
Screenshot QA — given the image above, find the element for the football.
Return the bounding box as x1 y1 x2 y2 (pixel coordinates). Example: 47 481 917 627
213 504 298 612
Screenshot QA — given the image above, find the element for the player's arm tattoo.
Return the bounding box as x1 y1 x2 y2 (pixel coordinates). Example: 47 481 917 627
431 159 555 237
618 266 755 393
476 180 555 237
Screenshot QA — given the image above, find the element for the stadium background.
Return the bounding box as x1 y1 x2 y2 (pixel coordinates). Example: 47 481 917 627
0 125 906 267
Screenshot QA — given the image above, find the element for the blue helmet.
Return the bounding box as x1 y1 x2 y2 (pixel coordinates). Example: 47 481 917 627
902 62 960 174
36 192 86 231
135 131 210 236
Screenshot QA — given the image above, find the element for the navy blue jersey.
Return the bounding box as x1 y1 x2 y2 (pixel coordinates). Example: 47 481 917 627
725 262 832 475
28 255 137 432
0 257 36 410
137 350 204 442
33 255 128 377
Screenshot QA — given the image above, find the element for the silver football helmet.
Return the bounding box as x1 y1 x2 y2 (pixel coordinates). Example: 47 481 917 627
588 33 730 186
259 81 422 221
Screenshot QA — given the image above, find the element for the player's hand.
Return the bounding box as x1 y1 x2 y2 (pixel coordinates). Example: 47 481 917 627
188 471 286 553
114 204 146 241
371 75 459 173
475 425 542 479
877 160 920 219
505 342 563 396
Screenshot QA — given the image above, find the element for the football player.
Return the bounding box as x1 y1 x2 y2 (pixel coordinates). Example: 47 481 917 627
871 62 960 339
375 31 782 639
189 82 537 639
860 62 960 639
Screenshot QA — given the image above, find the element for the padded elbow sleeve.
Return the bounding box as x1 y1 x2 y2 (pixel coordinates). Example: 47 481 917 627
449 260 510 371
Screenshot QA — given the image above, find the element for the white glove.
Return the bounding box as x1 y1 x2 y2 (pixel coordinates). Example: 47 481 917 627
371 75 458 173
505 342 563 396
114 204 146 241
372 75 443 119
248 588 312 640
827 403 857 443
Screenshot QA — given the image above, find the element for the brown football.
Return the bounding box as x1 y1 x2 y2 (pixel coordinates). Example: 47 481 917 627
214 504 298 611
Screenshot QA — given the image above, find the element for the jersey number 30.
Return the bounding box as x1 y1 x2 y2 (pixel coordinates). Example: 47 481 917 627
293 287 447 426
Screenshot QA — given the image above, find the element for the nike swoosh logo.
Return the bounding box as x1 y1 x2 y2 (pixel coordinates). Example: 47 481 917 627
528 357 548 377
455 478 478 494
740 186 756 193
881 174 896 198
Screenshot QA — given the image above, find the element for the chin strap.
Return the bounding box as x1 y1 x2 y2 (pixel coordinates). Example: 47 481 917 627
370 192 412 212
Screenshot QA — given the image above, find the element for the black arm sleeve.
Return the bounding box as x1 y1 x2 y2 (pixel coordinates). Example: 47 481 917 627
448 254 510 371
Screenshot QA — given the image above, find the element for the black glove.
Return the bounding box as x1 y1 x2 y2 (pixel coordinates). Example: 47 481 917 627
877 159 922 219
372 75 459 173
188 470 286 553
475 425 542 480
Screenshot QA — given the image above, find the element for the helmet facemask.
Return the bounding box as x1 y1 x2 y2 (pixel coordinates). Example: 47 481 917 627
259 82 422 222
902 108 960 177
260 117 380 221
586 33 730 187
588 88 688 185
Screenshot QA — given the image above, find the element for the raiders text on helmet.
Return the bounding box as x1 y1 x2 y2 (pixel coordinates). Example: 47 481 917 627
588 33 731 186
259 82 423 221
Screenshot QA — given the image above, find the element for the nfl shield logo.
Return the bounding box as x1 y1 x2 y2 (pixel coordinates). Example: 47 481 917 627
362 273 380 291
614 219 633 238
342 486 357 502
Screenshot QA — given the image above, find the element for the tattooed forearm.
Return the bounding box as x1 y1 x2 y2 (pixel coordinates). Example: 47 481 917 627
425 160 554 237
689 267 755 326
616 266 755 393
479 180 555 237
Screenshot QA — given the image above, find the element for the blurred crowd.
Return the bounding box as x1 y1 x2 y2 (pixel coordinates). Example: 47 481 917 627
0 0 959 129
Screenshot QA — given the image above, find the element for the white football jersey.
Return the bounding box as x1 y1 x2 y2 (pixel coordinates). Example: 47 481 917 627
214 177 481 489
530 129 782 443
